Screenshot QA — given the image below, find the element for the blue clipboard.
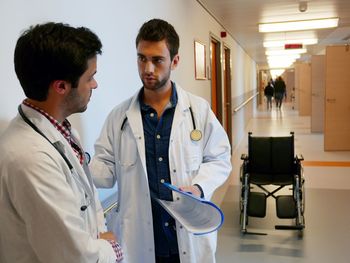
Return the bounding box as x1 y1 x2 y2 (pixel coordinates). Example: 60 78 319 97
155 183 224 235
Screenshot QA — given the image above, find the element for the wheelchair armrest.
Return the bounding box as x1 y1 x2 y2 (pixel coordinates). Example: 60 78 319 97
296 154 304 161
241 153 248 160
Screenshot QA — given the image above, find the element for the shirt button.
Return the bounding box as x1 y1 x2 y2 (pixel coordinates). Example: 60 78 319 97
150 113 154 117
164 222 169 227
158 157 163 162
156 134 161 139
160 179 165 183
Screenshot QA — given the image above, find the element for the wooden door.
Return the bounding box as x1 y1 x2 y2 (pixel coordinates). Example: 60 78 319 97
223 47 232 144
324 46 350 150
210 38 222 123
311 55 325 133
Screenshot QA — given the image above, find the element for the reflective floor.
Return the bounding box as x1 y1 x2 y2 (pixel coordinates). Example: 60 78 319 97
216 102 350 263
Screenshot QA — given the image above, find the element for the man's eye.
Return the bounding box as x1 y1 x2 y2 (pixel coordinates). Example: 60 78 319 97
138 56 146 62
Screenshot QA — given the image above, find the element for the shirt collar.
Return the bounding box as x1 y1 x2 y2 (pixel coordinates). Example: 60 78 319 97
22 99 72 143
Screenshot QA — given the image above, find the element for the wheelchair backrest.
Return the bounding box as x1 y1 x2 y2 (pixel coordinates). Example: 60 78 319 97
248 133 295 184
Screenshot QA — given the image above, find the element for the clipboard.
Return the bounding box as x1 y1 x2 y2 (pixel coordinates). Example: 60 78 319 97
155 183 224 235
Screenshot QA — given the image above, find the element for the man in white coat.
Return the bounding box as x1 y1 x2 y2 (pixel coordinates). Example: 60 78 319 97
91 19 232 263
0 22 122 263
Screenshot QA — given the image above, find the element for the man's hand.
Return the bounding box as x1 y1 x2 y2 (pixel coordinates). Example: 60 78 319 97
99 231 117 242
178 185 202 198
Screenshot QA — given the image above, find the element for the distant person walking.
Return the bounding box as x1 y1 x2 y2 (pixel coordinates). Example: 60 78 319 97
274 76 286 108
264 80 274 109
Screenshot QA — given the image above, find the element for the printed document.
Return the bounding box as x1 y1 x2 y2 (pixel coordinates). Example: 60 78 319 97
156 183 224 235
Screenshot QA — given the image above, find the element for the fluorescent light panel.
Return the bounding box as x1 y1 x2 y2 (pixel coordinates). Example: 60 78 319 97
263 38 318 47
266 48 307 56
259 18 338 32
268 60 295 68
267 54 301 60
270 69 285 78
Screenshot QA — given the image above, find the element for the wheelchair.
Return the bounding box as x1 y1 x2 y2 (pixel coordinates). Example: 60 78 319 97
239 132 305 235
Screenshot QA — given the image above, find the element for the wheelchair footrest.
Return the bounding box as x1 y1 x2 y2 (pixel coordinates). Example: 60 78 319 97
275 225 305 230
276 195 296 218
248 192 266 218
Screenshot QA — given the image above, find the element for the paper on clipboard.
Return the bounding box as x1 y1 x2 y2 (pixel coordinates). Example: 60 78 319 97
155 183 224 235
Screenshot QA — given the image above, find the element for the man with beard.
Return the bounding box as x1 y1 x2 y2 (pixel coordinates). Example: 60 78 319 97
0 22 123 263
91 19 232 263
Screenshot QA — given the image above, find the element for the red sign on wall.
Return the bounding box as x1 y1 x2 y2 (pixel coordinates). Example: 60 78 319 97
285 44 303 49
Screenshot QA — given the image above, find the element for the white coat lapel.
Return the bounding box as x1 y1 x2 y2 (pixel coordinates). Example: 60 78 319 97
22 105 94 199
125 95 148 175
170 85 190 140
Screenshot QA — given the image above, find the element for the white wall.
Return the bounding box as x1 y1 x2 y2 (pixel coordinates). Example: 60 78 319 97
0 0 257 199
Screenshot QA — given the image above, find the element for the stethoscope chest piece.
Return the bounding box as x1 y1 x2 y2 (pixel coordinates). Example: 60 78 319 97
190 129 202 141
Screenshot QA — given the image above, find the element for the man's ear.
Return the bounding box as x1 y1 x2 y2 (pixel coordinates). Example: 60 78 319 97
171 54 180 70
51 80 69 95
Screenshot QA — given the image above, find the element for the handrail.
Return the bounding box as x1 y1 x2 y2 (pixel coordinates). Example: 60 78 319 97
233 92 259 113
103 201 118 216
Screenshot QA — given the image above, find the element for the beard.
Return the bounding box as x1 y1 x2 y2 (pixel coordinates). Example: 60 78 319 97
141 67 171 92
64 88 90 115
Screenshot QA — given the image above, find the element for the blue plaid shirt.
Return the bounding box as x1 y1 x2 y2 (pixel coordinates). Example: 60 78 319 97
139 83 179 257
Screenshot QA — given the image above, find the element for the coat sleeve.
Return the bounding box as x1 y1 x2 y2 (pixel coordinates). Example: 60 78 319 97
8 151 116 263
191 100 232 199
90 109 119 188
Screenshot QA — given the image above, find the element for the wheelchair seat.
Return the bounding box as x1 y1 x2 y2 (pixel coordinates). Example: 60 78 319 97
240 132 305 235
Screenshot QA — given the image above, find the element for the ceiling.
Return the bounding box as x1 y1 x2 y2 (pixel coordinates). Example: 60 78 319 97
198 0 350 69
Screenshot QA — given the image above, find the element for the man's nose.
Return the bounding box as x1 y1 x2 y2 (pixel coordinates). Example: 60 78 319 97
144 61 155 73
92 79 98 89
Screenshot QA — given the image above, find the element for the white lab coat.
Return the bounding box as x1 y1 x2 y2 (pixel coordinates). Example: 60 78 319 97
91 84 232 263
0 105 116 263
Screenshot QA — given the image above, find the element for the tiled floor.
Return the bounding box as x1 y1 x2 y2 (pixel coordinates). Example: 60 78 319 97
216 103 350 263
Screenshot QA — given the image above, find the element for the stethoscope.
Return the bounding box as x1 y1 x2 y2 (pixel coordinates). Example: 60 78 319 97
188 107 202 141
18 105 92 212
120 106 202 141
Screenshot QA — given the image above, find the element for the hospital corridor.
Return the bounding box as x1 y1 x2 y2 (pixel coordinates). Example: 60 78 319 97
215 102 350 263
1 0 350 262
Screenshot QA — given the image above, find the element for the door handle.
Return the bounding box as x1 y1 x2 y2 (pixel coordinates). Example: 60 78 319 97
326 98 336 103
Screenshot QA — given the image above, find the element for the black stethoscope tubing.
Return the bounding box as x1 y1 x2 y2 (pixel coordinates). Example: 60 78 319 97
18 105 73 170
18 105 91 211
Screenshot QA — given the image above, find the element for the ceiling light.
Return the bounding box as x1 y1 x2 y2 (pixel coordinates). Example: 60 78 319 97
263 38 318 47
268 60 296 68
259 18 339 33
270 69 285 78
266 48 307 56
267 54 300 63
